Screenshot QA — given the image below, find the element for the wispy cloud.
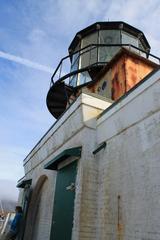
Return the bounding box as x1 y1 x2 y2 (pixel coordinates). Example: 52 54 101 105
103 0 160 55
0 50 53 73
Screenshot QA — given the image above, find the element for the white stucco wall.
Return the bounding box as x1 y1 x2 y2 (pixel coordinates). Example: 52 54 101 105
21 68 160 240
96 69 160 240
22 92 111 240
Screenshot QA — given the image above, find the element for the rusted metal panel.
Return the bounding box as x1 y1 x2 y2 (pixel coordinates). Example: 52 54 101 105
111 53 154 100
111 55 126 100
125 55 154 92
84 50 156 102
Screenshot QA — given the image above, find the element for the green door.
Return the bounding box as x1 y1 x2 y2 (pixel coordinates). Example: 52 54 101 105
50 161 77 240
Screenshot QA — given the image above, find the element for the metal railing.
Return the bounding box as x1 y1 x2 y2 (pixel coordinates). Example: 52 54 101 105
50 44 160 87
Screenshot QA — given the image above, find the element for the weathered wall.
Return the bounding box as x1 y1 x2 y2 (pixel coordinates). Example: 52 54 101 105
23 174 54 240
22 93 111 240
71 128 98 240
29 177 52 240
21 68 160 240
96 69 160 240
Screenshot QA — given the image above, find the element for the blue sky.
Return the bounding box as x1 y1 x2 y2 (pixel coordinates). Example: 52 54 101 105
0 0 160 200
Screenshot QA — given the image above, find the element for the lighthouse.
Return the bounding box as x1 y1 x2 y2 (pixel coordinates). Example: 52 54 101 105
19 22 160 240
46 21 159 119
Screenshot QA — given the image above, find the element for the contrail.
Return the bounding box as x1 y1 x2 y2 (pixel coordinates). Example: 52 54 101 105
0 50 53 73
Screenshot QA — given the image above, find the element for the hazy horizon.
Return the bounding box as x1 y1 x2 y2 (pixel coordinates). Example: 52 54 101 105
0 179 19 201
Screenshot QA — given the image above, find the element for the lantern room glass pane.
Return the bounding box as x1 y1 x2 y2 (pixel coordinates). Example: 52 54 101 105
69 71 92 87
98 30 121 62
138 41 147 57
139 41 145 51
78 71 92 85
99 30 121 44
81 31 98 48
122 31 138 47
122 31 141 55
70 44 80 86
80 32 98 68
70 52 79 72
70 43 80 71
69 74 78 87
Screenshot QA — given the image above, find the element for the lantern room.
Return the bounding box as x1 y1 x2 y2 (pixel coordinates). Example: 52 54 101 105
68 22 150 87
46 21 160 119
